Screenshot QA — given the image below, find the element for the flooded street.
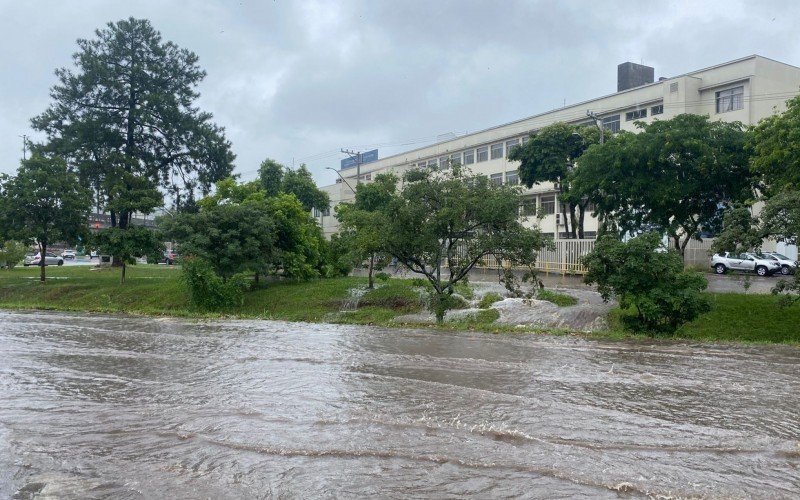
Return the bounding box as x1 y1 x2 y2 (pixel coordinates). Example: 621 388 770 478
1 311 799 498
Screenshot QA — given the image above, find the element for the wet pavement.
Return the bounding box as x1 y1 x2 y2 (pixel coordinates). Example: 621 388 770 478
1 310 799 498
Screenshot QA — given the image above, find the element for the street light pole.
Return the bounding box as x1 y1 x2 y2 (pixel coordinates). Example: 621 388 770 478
325 167 356 193
341 149 362 185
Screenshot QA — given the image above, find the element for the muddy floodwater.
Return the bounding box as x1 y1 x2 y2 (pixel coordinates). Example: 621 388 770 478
1 311 799 499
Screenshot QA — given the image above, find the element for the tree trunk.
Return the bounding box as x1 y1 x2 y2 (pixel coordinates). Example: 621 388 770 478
254 271 260 285
121 262 126 284
560 204 571 239
39 241 47 283
568 203 578 239
577 204 586 239
367 252 375 289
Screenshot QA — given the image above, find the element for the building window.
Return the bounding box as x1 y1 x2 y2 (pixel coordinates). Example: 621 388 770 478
505 139 519 157
625 109 647 121
477 146 489 162
505 170 519 185
438 156 448 169
449 152 461 167
490 173 503 186
322 207 330 217
669 82 679 93
463 149 474 165
313 208 321 217
716 86 744 113
521 135 530 145
540 194 556 215
520 195 537 216
651 104 663 115
490 142 504 160
427 159 438 170
602 115 620 133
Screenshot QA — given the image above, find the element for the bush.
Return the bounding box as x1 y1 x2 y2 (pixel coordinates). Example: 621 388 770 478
180 257 248 311
375 272 390 282
478 292 503 309
583 233 711 333
536 289 578 307
0 241 29 269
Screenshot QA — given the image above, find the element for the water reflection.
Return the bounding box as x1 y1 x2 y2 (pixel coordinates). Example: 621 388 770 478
1 310 799 499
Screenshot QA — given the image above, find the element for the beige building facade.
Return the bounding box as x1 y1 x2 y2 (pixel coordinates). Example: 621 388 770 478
316 55 800 247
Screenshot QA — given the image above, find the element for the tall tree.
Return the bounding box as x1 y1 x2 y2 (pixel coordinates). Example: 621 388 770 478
507 122 600 238
573 114 754 257
336 173 397 288
31 17 234 227
374 167 548 322
257 159 329 212
2 155 92 282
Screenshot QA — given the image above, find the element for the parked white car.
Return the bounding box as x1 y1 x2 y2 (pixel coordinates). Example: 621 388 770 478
711 252 780 276
61 249 76 260
762 252 797 276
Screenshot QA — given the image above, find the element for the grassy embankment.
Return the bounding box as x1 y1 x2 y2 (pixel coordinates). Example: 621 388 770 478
0 265 798 343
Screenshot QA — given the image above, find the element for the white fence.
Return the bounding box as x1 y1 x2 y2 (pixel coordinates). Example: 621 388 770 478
466 237 715 275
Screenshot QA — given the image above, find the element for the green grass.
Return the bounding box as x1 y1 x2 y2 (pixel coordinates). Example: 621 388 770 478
604 293 800 344
478 292 503 309
1 266 798 344
536 289 579 307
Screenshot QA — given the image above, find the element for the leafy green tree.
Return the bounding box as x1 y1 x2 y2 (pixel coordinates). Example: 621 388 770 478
31 17 234 226
162 199 275 281
750 93 800 194
163 177 330 282
0 241 29 269
573 114 753 257
92 226 164 283
376 167 548 322
257 159 329 212
710 206 763 256
2 155 92 282
508 122 600 238
336 173 397 288
583 233 711 333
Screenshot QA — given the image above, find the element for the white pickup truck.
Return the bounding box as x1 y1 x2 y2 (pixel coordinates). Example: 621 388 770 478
710 252 781 276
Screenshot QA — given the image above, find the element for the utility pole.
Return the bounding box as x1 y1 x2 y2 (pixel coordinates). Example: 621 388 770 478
20 134 28 160
586 111 604 144
341 149 362 185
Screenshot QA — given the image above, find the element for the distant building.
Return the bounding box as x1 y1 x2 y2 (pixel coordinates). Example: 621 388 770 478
315 55 800 256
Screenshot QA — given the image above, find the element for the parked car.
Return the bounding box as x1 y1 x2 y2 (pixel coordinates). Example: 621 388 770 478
710 252 780 276
23 252 64 267
762 252 797 275
61 249 76 260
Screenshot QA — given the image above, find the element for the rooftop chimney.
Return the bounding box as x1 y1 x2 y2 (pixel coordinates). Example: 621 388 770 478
617 62 655 91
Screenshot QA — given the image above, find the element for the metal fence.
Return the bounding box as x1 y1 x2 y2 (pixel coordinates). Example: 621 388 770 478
451 237 715 275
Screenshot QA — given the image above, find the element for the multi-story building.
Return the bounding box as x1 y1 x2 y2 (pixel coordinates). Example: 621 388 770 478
316 55 800 256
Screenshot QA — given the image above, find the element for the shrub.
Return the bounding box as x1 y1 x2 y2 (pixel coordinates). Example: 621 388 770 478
536 289 578 307
478 292 503 309
0 241 29 269
583 233 711 333
180 257 248 311
375 272 390 282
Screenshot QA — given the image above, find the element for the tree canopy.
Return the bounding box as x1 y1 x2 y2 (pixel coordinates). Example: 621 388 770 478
336 173 397 288
1 155 92 282
508 122 600 238
257 159 330 212
573 114 754 256
357 167 548 322
31 17 234 226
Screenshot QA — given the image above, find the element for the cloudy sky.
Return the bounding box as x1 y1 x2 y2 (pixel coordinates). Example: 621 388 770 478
1 0 799 186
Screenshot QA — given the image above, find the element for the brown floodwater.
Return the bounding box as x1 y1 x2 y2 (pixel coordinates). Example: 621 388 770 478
1 310 799 498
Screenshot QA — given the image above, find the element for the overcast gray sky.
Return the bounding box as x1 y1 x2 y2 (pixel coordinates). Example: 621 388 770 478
2 0 799 186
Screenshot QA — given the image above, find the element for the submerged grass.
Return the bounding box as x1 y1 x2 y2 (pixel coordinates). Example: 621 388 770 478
0 266 797 343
